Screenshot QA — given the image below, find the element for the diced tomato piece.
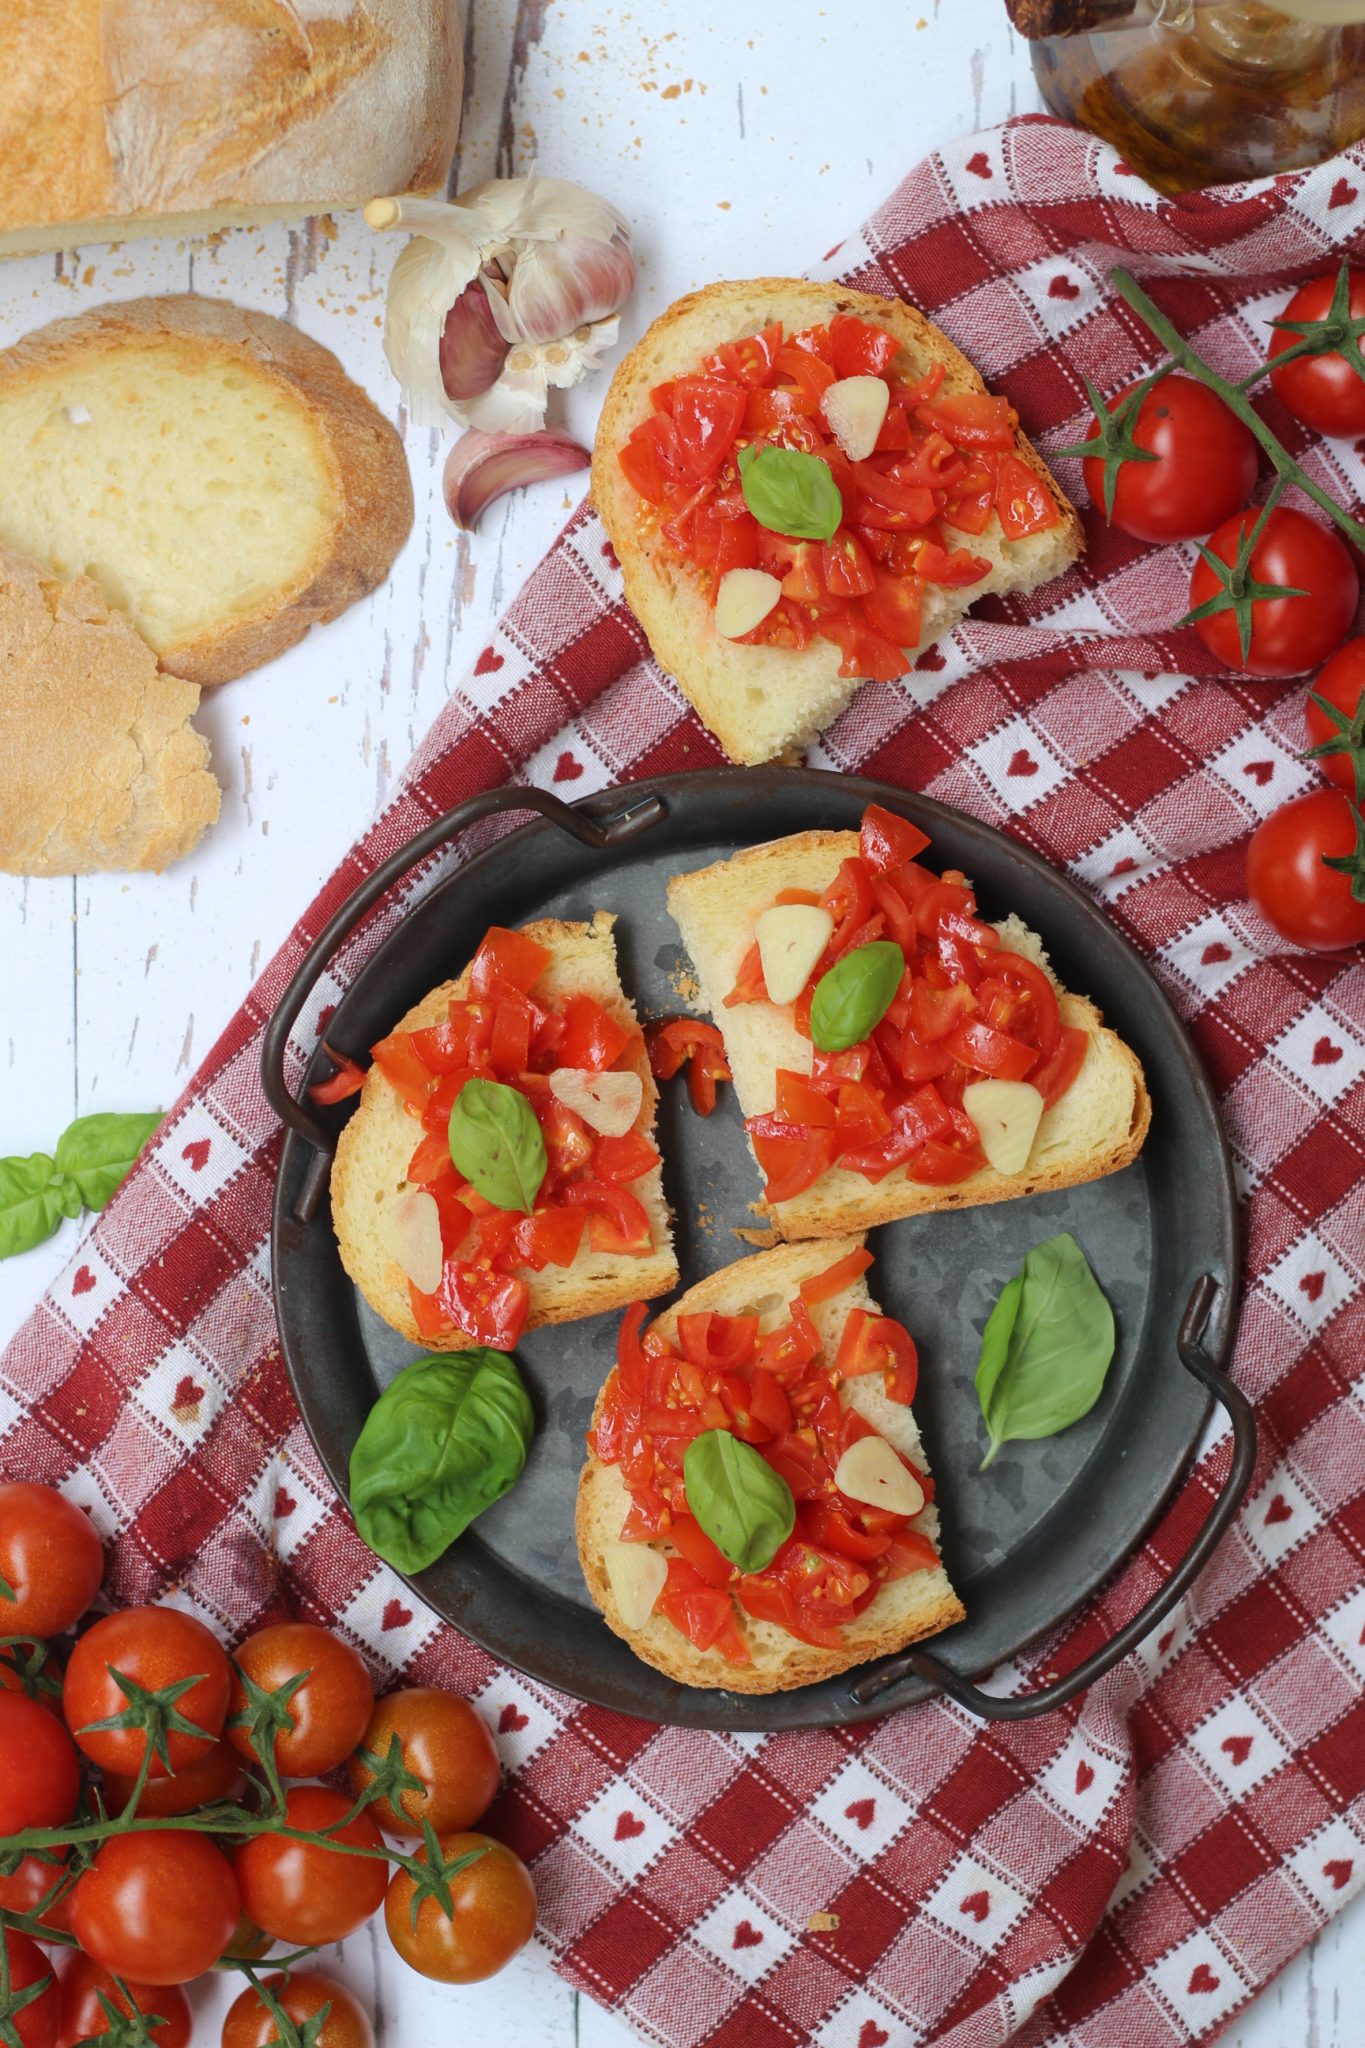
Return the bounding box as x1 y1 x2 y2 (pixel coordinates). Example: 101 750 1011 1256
754 1300 823 1379
559 994 633 1072
619 414 676 503
428 1179 473 1256
593 1130 660 1183
835 1079 893 1148
404 1022 465 1076
748 1116 837 1204
310 1051 367 1104
562 1181 653 1255
852 463 938 532
993 951 1062 1054
775 1070 837 1128
829 313 898 379
822 855 875 957
407 1131 453 1184
1029 1024 1089 1108
777 343 837 405
916 389 1017 450
542 1097 593 1181
672 377 746 481
687 1059 718 1118
370 1032 435 1115
801 1501 892 1563
434 1261 530 1349
724 942 768 1008
668 1515 733 1589
832 1308 920 1404
995 451 1061 539
658 1558 749 1661
705 322 783 386
409 1279 454 1344
489 995 534 1078
736 1573 843 1650
722 1369 793 1445
821 529 875 598
860 803 930 874
798 1247 874 1307
676 1312 759 1374
646 1020 731 1112
914 539 991 588
861 565 924 650
907 1137 986 1185
510 1206 586 1271
779 540 823 604
873 405 912 454
882 1528 942 1579
467 927 551 1000
714 516 760 580
940 1016 1039 1081
745 385 814 435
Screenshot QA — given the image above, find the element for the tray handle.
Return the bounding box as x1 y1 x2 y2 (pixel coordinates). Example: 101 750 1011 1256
260 784 667 1207
848 1271 1255 1721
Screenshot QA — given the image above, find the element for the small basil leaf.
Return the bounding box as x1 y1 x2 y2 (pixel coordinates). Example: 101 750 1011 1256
975 1233 1115 1469
738 443 843 542
0 1154 72 1260
684 1428 795 1575
449 1079 546 1215
350 1348 535 1574
810 941 904 1053
54 1111 162 1211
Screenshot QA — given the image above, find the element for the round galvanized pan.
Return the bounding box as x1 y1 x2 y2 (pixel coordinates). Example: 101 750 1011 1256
267 768 1249 1731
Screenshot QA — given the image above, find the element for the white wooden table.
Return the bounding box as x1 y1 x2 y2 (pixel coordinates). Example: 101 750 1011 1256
0 2 1358 2041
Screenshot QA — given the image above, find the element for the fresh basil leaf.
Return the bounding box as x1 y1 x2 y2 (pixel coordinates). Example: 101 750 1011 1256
350 1348 535 1574
810 940 904 1053
738 443 843 542
684 1428 795 1575
975 1233 1115 1469
54 1111 162 1212
0 1154 78 1261
449 1079 546 1215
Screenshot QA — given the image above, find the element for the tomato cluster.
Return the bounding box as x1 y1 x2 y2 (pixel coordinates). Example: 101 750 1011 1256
618 312 1060 682
0 1479 535 2047
720 805 1087 1203
594 1247 938 1662
1246 634 1365 952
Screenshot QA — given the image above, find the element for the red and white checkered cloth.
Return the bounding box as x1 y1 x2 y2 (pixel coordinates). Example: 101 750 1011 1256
4 114 1365 2048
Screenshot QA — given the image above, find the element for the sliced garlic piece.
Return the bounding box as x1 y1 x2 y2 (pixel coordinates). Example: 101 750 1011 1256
382 1188 443 1297
604 1541 668 1629
833 1435 925 1518
961 1078 1045 1176
549 1066 644 1137
821 375 891 461
756 902 835 1006
714 568 782 640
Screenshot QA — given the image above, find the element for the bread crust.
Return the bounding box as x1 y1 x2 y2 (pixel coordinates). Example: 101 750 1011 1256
592 278 1083 765
330 914 679 1345
576 1237 965 1693
669 829 1151 1237
0 294 413 686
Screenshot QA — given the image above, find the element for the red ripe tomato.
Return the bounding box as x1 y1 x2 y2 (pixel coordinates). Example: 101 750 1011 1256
0 1693 80 1833
0 1854 71 1920
226 1622 374 1778
1187 507 1358 678
1305 637 1365 795
383 1832 536 1984
103 1735 247 1817
0 1482 103 1640
55 1956 191 2048
69 1831 241 1985
221 1972 374 2048
2 1932 60 2048
232 1786 388 1946
1269 269 1365 437
436 1262 530 1350
1082 375 1259 542
1246 789 1365 952
63 1606 231 1777
346 1688 501 1838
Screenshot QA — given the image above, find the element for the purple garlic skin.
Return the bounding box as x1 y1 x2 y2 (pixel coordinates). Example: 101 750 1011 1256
507 229 636 346
439 277 511 401
443 428 592 531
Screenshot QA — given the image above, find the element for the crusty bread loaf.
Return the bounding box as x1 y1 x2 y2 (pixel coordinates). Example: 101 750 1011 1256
669 831 1150 1239
576 1236 965 1693
0 0 462 259
0 544 219 875
0 296 413 686
592 278 1083 765
331 914 679 1345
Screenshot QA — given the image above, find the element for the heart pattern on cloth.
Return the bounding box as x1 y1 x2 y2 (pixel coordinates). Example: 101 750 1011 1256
1075 1760 1096 1794
553 751 584 783
381 1598 413 1631
733 1920 764 1949
1188 1964 1221 1994
171 1375 205 1421
1313 1036 1343 1066
859 2026 891 2048
1202 942 1232 965
960 1890 990 1923
1301 1272 1326 1303
965 151 992 179
1049 274 1081 300
915 645 947 671
182 1138 211 1171
601 538 620 567
845 1798 876 1830
1330 176 1359 207
72 1267 95 1297
1157 1628 1176 1656
1221 1734 1254 1766
1007 748 1039 777
1324 1859 1354 1889
273 1487 296 1518
1111 855 1137 877
498 1704 529 1733
474 646 504 676
1243 760 1274 786
1264 1493 1293 1524
614 1810 646 1841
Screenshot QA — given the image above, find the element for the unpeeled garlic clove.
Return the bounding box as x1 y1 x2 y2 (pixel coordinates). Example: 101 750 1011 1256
439 276 511 401
443 427 591 531
508 229 636 345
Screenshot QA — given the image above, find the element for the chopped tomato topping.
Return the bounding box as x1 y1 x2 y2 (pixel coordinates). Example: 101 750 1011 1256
309 1051 367 1105
799 1247 875 1307
646 1018 732 1115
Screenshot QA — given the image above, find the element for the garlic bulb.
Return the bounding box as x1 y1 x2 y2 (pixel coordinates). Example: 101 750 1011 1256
444 427 591 531
367 172 634 434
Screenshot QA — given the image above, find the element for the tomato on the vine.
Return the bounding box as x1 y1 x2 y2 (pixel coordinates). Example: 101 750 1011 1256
0 1482 103 1640
55 1956 191 2048
104 1735 247 1817
1081 374 1259 542
0 1853 70 1920
1305 638 1365 798
1 1931 60 2048
0 1692 80 1833
221 1973 374 2048
383 1832 536 1983
1246 789 1365 951
1269 268 1365 437
346 1688 501 1838
231 1786 388 1946
68 1831 241 1985
1186 506 1358 678
226 1621 374 1778
63 1606 231 1777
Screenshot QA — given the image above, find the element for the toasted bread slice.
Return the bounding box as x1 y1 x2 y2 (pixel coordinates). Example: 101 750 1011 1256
331 913 678 1343
592 278 1082 766
577 1237 964 1693
669 832 1150 1239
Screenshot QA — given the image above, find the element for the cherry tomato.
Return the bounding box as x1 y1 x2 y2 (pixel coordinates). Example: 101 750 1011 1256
63 1606 231 1778
0 1482 103 1640
226 1622 373 1779
1246 788 1365 951
69 1831 241 1985
1305 637 1365 795
1082 375 1258 542
1187 507 1358 678
0 1692 80 1833
0 1854 71 1920
221 1972 374 2048
55 1956 191 2048
103 1735 247 1817
1269 269 1365 437
232 1787 387 1946
383 1832 536 1984
0 1652 63 1715
1 1932 59 2048
346 1688 501 1838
